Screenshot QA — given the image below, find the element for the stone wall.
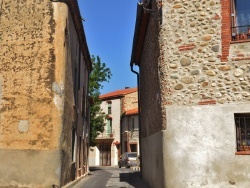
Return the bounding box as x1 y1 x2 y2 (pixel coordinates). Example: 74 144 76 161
159 0 250 107
136 0 250 187
122 91 138 112
156 0 250 187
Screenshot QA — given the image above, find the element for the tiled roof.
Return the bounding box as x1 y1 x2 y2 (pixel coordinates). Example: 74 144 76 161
125 108 138 116
100 87 137 100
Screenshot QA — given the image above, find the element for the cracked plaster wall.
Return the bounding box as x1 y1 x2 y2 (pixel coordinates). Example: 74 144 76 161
0 1 69 187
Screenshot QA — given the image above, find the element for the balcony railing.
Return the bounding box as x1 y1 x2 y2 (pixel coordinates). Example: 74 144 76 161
231 25 250 41
96 130 114 139
122 130 139 142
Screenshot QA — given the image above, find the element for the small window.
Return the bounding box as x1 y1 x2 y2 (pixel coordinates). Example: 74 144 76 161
107 102 112 114
235 113 250 153
131 117 138 130
231 0 250 41
131 118 135 130
130 144 137 153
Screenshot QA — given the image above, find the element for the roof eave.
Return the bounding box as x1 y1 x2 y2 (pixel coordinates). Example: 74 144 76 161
130 4 150 67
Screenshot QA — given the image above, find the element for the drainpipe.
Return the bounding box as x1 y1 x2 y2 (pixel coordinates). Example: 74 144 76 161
130 64 142 176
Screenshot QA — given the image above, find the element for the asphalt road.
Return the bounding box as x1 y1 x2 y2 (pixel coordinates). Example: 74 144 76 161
74 166 150 188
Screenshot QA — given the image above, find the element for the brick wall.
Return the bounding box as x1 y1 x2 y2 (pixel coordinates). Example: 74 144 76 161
221 0 231 62
139 1 163 137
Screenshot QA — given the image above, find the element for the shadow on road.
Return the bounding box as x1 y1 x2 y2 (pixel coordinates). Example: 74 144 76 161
89 166 104 172
119 171 150 188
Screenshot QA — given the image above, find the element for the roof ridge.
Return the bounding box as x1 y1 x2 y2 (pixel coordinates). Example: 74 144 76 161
100 87 137 99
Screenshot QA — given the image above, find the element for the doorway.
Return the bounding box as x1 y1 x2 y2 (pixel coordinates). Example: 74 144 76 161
99 144 111 166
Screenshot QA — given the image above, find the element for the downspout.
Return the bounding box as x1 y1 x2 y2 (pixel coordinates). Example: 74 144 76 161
130 64 142 176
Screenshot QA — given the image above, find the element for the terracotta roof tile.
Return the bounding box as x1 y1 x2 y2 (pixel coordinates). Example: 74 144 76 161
125 108 138 116
100 87 137 100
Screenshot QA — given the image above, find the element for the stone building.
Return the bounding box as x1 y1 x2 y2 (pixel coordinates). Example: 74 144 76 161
89 87 138 166
131 0 250 187
0 0 91 187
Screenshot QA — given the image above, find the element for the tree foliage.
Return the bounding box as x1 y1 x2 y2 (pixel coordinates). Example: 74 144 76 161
89 55 112 146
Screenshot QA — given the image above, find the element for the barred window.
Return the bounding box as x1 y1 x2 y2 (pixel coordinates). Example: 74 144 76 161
235 113 250 153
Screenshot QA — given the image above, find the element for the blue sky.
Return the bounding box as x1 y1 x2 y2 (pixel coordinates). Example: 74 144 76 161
78 1 138 94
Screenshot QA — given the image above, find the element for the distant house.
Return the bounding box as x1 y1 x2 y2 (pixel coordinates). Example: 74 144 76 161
0 1 91 187
89 87 138 166
131 0 250 187
121 108 139 154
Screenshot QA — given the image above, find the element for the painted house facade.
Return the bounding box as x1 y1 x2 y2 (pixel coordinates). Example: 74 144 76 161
89 87 138 166
131 0 250 187
0 1 91 187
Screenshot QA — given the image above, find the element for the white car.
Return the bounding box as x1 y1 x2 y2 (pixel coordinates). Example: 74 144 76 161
118 152 137 168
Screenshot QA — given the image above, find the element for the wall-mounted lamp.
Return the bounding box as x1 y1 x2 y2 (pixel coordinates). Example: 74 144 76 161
138 0 163 22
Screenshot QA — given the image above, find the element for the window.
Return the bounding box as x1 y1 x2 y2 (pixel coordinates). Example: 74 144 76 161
231 0 250 41
107 119 112 134
130 144 137 152
107 102 112 114
131 118 135 130
235 113 250 153
130 117 138 130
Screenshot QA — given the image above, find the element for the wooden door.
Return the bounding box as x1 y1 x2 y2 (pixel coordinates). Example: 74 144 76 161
99 145 111 166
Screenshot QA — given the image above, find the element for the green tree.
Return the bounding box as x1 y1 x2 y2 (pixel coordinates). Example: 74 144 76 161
89 55 112 146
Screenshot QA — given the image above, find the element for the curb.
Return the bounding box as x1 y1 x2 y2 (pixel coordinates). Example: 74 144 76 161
61 172 89 188
130 166 140 171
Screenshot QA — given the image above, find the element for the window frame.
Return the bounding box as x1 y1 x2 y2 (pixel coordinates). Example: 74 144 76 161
235 113 250 155
107 118 112 134
107 102 112 114
231 0 250 42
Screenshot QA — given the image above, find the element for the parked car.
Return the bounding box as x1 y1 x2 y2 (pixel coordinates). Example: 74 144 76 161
118 152 137 168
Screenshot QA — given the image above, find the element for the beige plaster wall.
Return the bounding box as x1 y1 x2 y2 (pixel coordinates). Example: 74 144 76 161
0 149 61 188
164 103 250 188
55 2 90 184
0 0 61 151
54 3 73 186
88 147 97 166
101 98 121 142
141 131 164 188
0 1 83 187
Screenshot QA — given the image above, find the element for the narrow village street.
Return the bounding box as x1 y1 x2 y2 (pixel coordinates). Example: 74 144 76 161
71 167 149 188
